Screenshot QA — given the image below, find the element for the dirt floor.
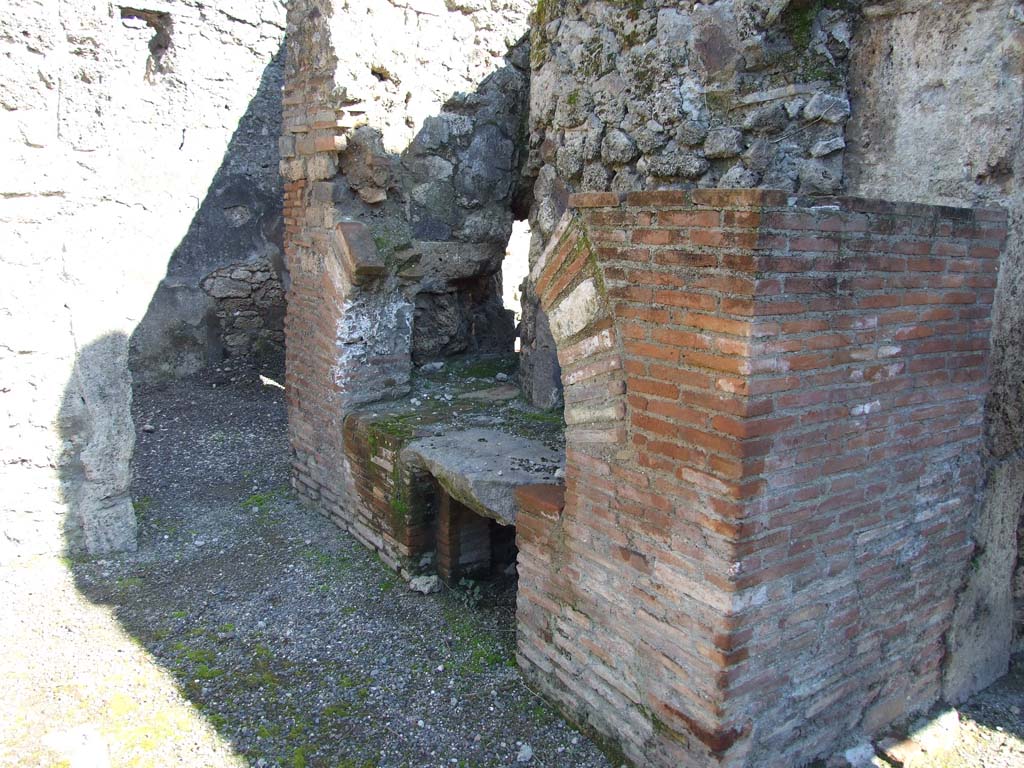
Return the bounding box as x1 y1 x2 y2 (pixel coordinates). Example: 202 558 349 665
1 363 1022 768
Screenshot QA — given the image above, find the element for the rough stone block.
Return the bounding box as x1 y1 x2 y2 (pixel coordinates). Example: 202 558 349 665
548 279 604 342
334 221 384 284
803 92 852 124
704 127 745 159
203 276 250 298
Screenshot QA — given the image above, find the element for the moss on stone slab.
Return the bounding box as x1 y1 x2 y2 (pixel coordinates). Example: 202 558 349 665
516 409 563 425
366 413 419 445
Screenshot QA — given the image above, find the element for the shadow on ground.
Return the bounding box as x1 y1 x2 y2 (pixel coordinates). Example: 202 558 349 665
53 355 1024 768
58 365 609 768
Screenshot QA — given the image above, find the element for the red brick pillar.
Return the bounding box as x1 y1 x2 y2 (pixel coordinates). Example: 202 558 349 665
515 189 1005 767
284 209 413 563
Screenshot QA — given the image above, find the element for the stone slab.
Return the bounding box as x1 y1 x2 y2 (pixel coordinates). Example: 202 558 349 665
402 428 563 525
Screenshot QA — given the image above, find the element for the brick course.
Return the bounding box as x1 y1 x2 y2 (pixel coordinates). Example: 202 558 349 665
517 189 1004 767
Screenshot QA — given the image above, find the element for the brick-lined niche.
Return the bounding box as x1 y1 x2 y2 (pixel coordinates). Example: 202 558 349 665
516 189 1005 767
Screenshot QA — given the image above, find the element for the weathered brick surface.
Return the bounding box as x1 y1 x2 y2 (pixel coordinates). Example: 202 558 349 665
341 414 435 569
515 484 566 518
280 0 348 532
517 189 1004 767
436 491 493 582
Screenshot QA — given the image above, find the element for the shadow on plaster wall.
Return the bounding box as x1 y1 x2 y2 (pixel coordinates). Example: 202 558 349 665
129 40 288 385
57 332 137 558
56 44 288 562
985 276 1024 656
53 43 295 761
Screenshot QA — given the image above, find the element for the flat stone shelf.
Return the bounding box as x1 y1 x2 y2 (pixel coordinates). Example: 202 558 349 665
342 354 566 580
402 428 563 526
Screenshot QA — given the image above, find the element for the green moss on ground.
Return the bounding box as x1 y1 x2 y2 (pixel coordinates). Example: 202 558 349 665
454 354 518 380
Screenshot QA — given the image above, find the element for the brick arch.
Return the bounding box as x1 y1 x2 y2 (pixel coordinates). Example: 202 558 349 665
533 208 628 454
515 188 1004 767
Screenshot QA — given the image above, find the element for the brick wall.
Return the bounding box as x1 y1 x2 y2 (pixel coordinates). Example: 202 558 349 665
281 0 535 568
283 174 350 544
281 0 417 567
516 188 1004 767
342 413 436 571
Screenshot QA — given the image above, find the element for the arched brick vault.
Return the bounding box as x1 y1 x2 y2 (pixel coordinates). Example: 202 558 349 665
515 188 1006 768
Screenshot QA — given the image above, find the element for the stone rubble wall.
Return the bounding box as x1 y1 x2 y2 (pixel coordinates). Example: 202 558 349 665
201 258 287 364
519 0 857 409
518 188 1002 768
282 0 531 566
0 0 285 559
842 0 1024 695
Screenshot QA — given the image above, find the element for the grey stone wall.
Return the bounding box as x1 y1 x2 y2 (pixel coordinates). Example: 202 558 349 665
0 0 285 559
334 54 531 364
529 0 854 213
201 258 286 364
519 0 857 407
843 0 1024 699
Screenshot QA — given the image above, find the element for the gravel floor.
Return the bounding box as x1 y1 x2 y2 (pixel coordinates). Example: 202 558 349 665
2 363 1022 768
3 363 611 768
